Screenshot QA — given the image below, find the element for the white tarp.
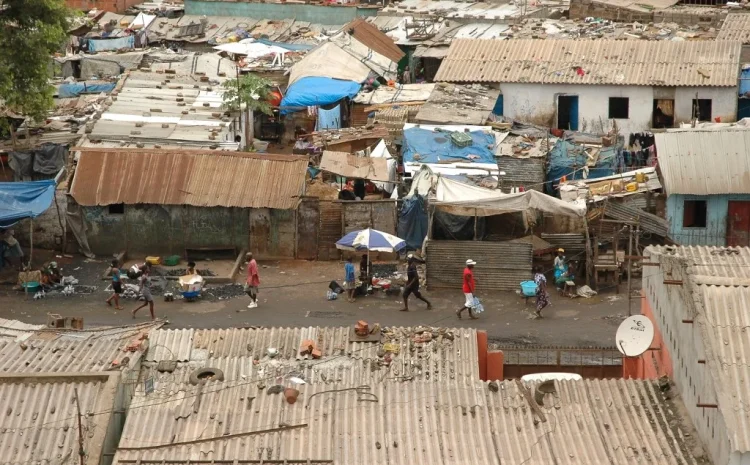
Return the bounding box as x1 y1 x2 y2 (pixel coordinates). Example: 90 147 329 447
434 176 587 218
213 40 289 59
368 140 397 195
288 42 371 86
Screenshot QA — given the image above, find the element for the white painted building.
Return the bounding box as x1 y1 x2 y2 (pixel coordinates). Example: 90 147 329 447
434 39 742 134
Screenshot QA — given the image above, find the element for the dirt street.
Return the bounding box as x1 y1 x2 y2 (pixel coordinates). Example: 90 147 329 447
0 255 634 348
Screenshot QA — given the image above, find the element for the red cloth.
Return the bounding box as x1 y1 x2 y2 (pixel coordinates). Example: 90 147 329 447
462 267 475 293
247 259 260 286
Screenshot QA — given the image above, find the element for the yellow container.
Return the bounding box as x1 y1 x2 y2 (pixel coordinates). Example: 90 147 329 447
145 256 161 265
625 182 638 192
635 172 646 183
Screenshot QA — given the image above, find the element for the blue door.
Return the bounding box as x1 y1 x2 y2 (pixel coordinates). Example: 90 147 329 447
557 95 579 131
492 95 504 116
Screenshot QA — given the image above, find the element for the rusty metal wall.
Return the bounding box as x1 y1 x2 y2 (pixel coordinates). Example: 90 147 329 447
249 208 296 259
297 197 320 259
425 240 532 291
318 200 342 261
341 200 397 235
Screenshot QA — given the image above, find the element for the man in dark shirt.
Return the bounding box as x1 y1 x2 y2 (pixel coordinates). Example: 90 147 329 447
400 254 432 311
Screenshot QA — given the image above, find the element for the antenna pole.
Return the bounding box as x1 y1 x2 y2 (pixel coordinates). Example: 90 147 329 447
627 225 633 317
74 388 85 465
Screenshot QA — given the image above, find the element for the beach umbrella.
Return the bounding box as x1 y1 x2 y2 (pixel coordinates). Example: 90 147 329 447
335 228 406 253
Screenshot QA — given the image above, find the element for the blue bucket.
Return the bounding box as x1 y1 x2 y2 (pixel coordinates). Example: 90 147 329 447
520 280 538 297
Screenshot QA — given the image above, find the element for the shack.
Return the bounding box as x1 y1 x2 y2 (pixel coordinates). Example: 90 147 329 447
68 148 309 258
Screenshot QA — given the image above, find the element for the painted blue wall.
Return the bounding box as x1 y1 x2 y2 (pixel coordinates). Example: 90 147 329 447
184 0 377 25
667 194 750 246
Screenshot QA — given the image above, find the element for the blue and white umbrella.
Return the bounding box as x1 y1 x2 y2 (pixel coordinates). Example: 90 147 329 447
336 228 407 253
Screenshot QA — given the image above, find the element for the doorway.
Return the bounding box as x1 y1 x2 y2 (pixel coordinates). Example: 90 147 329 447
727 201 750 247
652 99 675 128
557 95 578 131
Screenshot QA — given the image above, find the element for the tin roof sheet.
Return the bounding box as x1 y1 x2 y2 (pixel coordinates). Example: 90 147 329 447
647 245 750 452
434 39 742 86
145 326 481 384
0 377 112 465
112 378 701 465
343 18 405 63
70 148 308 209
655 130 750 195
717 13 750 43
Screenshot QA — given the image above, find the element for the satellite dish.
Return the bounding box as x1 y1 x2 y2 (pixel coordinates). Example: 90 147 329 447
615 315 654 357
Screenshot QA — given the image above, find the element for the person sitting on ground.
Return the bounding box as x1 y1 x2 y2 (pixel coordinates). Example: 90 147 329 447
185 261 197 276
553 248 574 287
0 228 24 270
41 261 62 286
359 254 372 283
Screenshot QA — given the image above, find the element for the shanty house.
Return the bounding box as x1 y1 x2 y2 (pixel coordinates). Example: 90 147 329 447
434 39 742 135
643 246 750 465
69 149 309 258
655 130 750 246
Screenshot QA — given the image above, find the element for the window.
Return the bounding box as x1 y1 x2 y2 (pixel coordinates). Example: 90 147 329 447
108 203 125 215
692 99 712 122
608 97 629 119
683 200 707 227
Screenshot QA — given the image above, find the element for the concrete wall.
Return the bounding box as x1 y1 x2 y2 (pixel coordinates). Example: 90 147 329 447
184 0 377 24
643 254 729 465
666 194 750 246
83 204 251 257
498 83 737 134
15 190 68 251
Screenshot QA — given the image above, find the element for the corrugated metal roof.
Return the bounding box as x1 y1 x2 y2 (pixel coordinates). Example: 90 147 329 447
647 245 750 453
717 13 750 43
434 39 742 86
0 378 110 465
70 148 308 209
343 18 405 63
655 130 750 195
145 326 481 384
112 379 700 465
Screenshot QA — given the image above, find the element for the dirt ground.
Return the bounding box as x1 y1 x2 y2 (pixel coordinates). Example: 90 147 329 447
0 250 637 347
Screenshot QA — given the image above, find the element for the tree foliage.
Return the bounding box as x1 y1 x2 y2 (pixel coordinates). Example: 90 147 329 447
0 0 70 121
222 74 273 116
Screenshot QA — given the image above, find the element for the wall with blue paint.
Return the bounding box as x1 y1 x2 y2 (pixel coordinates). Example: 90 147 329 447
185 0 377 25
667 193 750 246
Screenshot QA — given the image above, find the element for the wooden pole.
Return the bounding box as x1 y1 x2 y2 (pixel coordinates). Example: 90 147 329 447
582 215 592 287
28 219 33 269
74 388 85 465
627 225 633 316
473 208 478 240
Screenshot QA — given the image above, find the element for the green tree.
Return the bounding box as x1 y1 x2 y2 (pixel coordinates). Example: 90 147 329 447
222 74 273 148
0 0 71 122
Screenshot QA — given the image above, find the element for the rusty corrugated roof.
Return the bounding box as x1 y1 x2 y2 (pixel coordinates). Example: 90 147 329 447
70 148 308 209
112 379 701 465
343 18 405 63
434 39 742 86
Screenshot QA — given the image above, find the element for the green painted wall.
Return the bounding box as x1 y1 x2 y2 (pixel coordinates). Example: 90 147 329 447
184 0 377 25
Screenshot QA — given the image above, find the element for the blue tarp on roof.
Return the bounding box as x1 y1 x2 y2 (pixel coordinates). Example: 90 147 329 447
88 35 135 52
402 128 496 165
280 77 361 114
546 140 622 195
0 180 57 228
58 82 117 98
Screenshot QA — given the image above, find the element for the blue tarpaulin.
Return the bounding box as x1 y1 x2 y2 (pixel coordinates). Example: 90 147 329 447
58 82 116 98
256 39 314 52
316 104 342 131
402 128 496 165
0 180 57 228
88 35 135 52
546 139 622 195
280 77 361 115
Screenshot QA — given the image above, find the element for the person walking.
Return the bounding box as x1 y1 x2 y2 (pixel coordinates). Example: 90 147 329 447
105 259 124 310
457 259 479 320
401 254 431 311
245 253 260 308
533 265 550 318
132 265 155 320
344 257 356 303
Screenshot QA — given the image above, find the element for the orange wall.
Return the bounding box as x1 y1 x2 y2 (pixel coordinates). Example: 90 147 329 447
625 291 673 379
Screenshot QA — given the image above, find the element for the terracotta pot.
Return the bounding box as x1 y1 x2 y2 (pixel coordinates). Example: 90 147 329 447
284 388 300 404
